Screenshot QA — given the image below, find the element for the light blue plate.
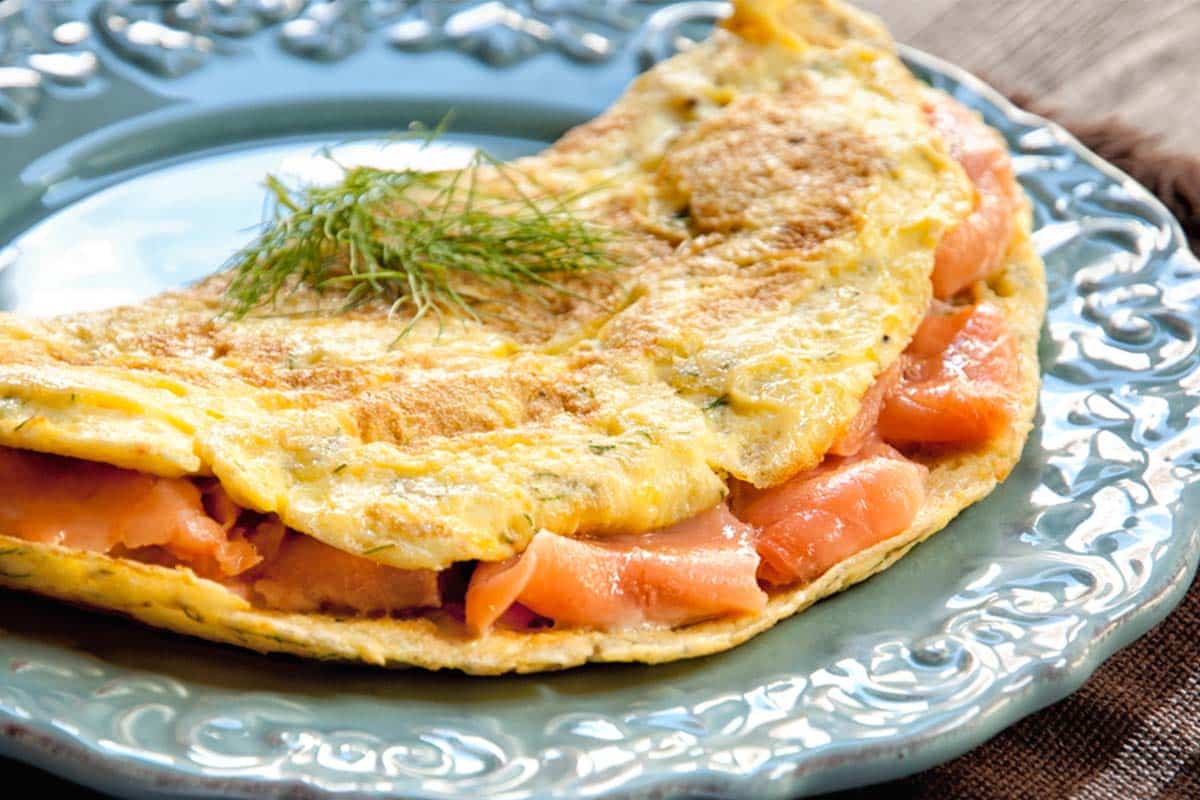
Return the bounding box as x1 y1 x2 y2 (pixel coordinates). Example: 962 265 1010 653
1 2 1198 798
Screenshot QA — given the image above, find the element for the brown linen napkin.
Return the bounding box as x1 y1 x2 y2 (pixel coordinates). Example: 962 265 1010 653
828 104 1200 800
2 107 1199 800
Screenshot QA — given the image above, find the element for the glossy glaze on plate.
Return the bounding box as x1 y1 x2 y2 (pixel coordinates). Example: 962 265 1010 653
0 2 1198 798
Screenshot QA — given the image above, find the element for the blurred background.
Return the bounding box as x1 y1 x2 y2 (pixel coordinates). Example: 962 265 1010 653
859 0 1200 158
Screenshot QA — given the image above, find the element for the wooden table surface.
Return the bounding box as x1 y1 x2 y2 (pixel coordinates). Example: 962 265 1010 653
4 2 1197 797
858 0 1200 158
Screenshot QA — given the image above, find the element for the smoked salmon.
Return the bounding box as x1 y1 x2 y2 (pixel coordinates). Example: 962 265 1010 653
829 360 902 457
460 297 1018 632
244 521 441 614
732 442 927 586
464 506 767 633
927 93 1019 299
0 448 259 579
878 301 1018 446
0 447 440 613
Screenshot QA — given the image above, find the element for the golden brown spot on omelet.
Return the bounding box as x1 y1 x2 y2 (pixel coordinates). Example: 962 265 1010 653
657 93 882 243
128 317 224 360
551 109 636 156
350 368 600 446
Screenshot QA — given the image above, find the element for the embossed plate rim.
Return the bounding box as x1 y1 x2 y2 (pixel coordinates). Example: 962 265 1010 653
0 30 1198 800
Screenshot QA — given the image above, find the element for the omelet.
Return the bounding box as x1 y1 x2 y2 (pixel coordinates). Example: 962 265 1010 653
0 0 1045 673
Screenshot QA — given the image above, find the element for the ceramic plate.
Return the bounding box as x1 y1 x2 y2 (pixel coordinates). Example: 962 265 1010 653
1 2 1197 798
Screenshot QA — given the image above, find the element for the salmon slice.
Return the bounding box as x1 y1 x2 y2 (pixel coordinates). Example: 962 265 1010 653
878 301 1018 446
0 447 258 579
244 520 441 614
0 447 440 612
732 442 927 586
464 506 767 633
828 359 903 457
926 92 1019 299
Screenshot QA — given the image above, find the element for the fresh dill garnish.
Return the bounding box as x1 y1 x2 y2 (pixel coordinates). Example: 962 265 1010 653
332 463 348 474
12 415 35 432
222 130 618 334
588 443 616 455
361 543 395 555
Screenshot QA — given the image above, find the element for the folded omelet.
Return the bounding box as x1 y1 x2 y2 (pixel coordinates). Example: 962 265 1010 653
0 0 1044 673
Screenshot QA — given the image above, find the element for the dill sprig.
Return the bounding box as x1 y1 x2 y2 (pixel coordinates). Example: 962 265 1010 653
222 143 616 333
